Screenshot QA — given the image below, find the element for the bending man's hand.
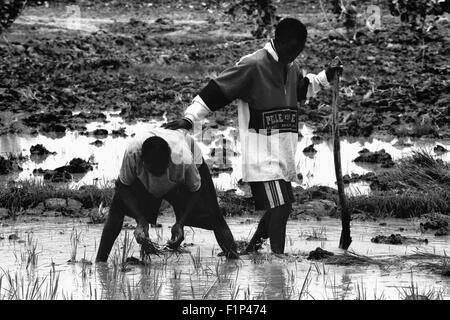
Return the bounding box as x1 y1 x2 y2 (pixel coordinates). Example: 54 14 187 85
134 222 160 255
161 118 192 130
134 222 149 244
167 223 184 249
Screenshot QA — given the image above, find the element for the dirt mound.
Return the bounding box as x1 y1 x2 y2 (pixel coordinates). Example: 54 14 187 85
30 144 56 156
342 172 377 184
434 145 448 153
303 144 317 154
420 214 449 236
33 158 94 182
0 156 23 174
354 148 395 168
307 247 334 260
371 234 428 245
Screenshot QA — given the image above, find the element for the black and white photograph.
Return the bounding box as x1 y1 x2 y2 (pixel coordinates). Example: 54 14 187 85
0 0 449 305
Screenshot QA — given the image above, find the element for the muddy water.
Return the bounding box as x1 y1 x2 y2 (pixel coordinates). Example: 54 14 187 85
1 113 449 195
0 216 449 300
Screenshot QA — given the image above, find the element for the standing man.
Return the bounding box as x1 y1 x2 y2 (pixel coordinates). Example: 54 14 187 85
163 18 342 254
95 128 239 262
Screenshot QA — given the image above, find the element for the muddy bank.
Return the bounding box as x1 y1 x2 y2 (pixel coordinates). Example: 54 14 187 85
0 182 340 221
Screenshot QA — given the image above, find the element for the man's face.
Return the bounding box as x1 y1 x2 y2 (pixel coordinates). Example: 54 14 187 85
277 40 305 65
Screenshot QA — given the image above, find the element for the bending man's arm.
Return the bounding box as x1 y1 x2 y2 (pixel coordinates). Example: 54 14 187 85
167 163 202 249
119 152 153 246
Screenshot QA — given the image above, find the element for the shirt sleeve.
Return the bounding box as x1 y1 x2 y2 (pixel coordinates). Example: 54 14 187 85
118 151 137 186
184 163 201 192
198 58 255 111
184 95 212 125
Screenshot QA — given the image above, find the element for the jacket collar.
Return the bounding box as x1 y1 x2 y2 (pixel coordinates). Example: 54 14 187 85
264 40 279 62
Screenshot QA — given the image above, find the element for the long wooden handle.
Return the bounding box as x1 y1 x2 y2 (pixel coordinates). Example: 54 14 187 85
331 70 352 250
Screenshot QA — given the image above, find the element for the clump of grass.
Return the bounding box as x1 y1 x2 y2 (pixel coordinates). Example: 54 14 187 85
353 281 386 300
0 268 60 300
397 272 443 300
305 227 327 240
324 251 392 269
349 189 450 218
21 232 39 269
348 150 450 218
384 150 450 191
189 247 202 271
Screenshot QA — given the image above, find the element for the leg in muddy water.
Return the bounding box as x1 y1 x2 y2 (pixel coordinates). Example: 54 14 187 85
244 180 293 254
244 211 271 253
96 192 125 262
213 214 239 259
96 180 161 262
198 161 239 259
268 203 292 254
244 204 291 254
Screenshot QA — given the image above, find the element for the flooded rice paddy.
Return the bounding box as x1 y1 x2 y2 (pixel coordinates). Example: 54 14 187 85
1 114 449 300
0 216 449 300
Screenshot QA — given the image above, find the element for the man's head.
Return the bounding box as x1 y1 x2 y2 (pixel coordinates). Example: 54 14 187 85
141 136 171 177
273 18 307 65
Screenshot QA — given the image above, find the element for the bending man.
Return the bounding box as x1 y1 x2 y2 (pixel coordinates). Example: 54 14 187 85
95 128 239 262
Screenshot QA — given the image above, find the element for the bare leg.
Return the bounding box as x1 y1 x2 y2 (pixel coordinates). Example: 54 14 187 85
96 193 125 262
244 203 291 254
268 203 292 254
244 210 271 252
198 161 238 258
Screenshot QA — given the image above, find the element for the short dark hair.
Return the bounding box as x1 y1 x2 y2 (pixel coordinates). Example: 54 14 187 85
142 136 171 176
274 18 307 45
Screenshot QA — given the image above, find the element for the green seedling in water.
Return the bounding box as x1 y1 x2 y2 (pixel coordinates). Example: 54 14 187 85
20 232 39 270
189 247 202 271
69 227 82 262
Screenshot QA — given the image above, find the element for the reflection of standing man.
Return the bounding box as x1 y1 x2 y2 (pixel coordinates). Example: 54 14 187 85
164 18 342 254
95 128 238 262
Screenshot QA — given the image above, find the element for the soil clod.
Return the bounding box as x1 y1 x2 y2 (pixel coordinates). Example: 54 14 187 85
371 234 428 245
307 247 334 260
